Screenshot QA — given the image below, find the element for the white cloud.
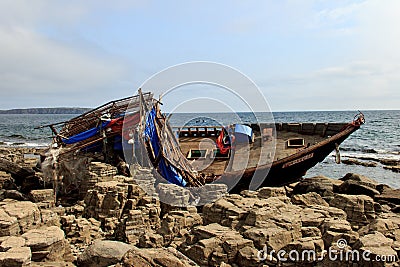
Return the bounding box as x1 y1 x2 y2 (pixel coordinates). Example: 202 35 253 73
261 59 400 111
0 0 398 111
316 2 363 24
0 1 135 108
0 27 125 92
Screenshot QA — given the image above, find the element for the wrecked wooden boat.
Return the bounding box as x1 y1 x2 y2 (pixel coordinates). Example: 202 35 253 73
41 91 365 194
147 98 365 193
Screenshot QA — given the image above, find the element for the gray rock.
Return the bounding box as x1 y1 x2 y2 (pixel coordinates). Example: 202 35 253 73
337 179 380 198
77 240 132 267
341 159 378 167
292 176 337 198
121 247 198 267
22 226 64 250
340 173 378 188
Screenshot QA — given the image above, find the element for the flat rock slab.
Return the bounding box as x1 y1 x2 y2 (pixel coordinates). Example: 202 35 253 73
291 192 329 206
0 246 31 267
22 226 65 250
122 247 199 267
0 209 20 237
375 188 400 205
0 236 26 252
29 189 55 204
1 201 41 234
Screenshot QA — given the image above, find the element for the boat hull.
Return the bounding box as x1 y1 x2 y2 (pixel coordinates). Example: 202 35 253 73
218 124 359 193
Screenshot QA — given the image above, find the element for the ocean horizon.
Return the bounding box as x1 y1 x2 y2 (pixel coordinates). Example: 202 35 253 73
1 110 399 188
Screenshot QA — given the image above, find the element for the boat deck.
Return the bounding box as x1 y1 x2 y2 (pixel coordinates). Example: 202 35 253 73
177 127 329 176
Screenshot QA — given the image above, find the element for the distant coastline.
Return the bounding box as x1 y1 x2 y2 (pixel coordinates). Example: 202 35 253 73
0 107 90 114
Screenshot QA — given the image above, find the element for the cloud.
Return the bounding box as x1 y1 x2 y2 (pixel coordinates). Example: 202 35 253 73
0 1 135 108
0 0 398 111
260 59 400 111
0 27 125 90
316 2 363 24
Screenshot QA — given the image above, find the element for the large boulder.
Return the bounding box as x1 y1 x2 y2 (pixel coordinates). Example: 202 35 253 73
22 226 70 262
330 194 375 227
77 240 132 267
222 237 253 262
0 200 41 234
280 236 324 264
180 223 250 266
340 173 378 188
244 197 302 230
202 194 264 228
3 190 28 201
121 247 198 267
243 227 298 251
358 215 400 241
337 173 380 197
299 205 347 227
183 237 223 266
191 183 228 206
157 210 202 245
319 218 359 248
292 176 338 199
28 189 55 208
337 180 380 198
353 232 398 265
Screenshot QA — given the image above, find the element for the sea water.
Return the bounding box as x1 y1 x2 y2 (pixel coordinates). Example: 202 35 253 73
0 110 399 187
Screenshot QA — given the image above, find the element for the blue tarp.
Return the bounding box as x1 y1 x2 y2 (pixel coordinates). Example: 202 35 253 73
62 121 110 144
113 135 123 150
234 124 253 143
145 108 187 187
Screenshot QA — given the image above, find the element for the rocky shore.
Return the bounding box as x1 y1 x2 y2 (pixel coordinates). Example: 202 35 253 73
341 156 400 173
0 147 399 266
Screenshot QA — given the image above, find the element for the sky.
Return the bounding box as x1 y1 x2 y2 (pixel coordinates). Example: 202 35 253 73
0 0 399 112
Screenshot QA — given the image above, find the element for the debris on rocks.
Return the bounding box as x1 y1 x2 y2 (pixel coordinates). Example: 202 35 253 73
0 148 400 266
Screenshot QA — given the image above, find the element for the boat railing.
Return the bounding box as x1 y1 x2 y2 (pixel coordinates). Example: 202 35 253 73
172 126 223 138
